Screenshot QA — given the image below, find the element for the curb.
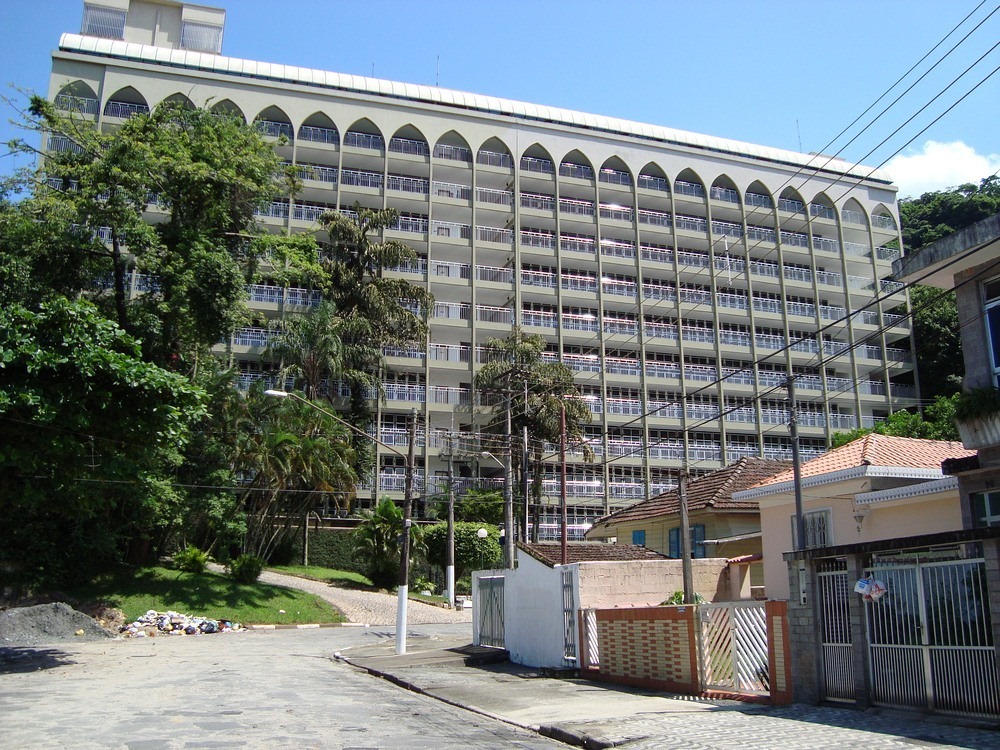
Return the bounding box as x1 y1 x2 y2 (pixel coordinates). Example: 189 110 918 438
249 622 368 630
339 656 542 737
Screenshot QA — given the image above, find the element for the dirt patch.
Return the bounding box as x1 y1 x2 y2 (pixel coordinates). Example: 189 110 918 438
0 602 117 646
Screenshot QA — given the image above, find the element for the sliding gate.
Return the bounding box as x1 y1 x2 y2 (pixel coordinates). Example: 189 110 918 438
866 549 998 718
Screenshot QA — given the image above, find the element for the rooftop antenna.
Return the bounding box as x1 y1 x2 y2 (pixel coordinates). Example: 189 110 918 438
796 119 803 152
371 62 375 78
436 55 440 87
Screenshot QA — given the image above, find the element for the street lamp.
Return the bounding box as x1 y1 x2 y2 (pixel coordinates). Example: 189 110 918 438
264 389 415 655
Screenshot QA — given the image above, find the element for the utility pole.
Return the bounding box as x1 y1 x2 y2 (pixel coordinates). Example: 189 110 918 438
560 400 568 565
503 394 515 568
445 426 455 608
396 409 417 655
678 468 694 604
522 419 529 543
786 377 806 551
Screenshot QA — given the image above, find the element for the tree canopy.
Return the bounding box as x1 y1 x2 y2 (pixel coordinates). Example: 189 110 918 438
899 176 1000 400
0 298 205 590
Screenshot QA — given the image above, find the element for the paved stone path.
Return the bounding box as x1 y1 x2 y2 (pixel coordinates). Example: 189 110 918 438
254 568 473 626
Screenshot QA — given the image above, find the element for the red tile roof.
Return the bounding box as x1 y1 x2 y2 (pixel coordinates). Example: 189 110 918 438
754 434 975 488
518 542 669 567
590 458 789 530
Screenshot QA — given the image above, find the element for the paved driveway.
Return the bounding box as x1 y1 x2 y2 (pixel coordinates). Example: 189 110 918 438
256 569 473 626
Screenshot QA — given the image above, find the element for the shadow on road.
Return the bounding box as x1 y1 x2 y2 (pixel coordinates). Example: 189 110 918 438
0 646 77 674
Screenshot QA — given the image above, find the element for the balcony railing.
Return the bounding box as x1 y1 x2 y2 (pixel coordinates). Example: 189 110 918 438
599 168 632 186
298 125 339 145
560 162 593 180
344 131 384 150
389 136 429 156
387 174 429 194
520 156 555 174
637 174 669 192
560 197 596 216
433 143 471 162
340 168 383 189
709 186 739 203
674 180 705 198
255 119 292 139
477 150 513 168
54 94 99 116
105 100 150 119
476 186 512 206
433 181 471 200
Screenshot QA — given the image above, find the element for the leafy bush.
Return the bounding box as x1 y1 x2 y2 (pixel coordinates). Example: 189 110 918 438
411 575 436 594
661 590 706 605
955 387 1000 421
228 554 265 584
424 522 502 578
173 545 208 574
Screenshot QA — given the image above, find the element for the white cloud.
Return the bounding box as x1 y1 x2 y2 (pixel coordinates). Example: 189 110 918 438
885 140 1000 199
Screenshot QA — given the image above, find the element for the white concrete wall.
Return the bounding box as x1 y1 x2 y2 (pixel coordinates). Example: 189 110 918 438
474 557 569 668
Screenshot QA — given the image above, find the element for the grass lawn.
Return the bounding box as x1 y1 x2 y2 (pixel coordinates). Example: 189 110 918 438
268 565 373 588
67 566 344 625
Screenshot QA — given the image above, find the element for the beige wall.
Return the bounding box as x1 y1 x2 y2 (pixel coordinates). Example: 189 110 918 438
576 559 729 608
760 486 963 600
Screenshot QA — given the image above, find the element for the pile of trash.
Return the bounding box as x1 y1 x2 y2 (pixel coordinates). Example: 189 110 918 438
121 610 244 638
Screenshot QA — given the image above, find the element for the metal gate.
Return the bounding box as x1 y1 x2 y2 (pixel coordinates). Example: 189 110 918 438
866 549 997 718
699 601 769 693
477 575 505 649
562 569 577 664
817 558 855 701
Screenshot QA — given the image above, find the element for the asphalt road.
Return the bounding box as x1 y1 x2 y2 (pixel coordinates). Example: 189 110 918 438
0 624 558 749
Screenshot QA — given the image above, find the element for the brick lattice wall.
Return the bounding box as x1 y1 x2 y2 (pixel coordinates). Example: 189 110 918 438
593 606 699 693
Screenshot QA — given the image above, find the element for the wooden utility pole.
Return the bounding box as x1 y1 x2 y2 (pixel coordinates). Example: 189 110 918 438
678 468 694 604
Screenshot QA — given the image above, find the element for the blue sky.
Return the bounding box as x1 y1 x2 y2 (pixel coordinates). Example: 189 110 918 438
2 1 998 198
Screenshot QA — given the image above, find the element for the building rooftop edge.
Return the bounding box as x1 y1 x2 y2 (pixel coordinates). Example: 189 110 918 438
57 32 895 186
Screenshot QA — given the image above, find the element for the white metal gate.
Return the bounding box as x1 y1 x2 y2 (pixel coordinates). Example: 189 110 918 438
817 558 855 701
866 550 998 718
699 601 769 693
477 575 505 649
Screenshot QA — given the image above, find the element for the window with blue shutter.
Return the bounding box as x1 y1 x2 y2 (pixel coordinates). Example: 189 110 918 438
669 525 706 558
631 529 646 546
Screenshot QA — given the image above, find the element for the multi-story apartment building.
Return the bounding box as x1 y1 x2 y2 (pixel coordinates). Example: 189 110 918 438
47 0 918 536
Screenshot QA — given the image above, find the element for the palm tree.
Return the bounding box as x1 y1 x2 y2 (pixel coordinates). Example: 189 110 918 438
475 328 592 540
231 387 358 559
354 496 426 589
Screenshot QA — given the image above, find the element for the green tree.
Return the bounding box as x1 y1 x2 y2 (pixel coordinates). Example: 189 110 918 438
475 328 592 539
230 387 359 560
17 97 286 370
353 497 427 589
830 394 960 448
424 522 502 580
0 298 204 591
898 176 1000 400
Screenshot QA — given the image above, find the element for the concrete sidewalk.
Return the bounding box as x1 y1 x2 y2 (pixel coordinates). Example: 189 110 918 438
338 637 1000 749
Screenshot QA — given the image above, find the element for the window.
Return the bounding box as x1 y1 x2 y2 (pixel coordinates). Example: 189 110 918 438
792 509 832 548
983 279 1000 385
971 491 1000 527
181 22 223 53
631 529 646 546
82 4 126 39
668 525 705 558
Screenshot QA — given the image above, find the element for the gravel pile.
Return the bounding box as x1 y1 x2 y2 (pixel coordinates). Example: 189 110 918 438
0 602 116 646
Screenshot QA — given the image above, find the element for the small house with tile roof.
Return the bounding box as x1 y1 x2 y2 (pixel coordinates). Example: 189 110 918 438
585 458 789 590
734 433 975 599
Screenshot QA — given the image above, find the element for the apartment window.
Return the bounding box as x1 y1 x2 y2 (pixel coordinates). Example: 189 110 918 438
792 509 832 548
668 525 705 558
971 491 1000 527
631 529 646 546
983 279 1000 385
181 22 223 53
82 4 126 39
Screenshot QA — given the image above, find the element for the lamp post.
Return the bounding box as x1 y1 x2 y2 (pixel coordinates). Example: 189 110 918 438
264 389 415 655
